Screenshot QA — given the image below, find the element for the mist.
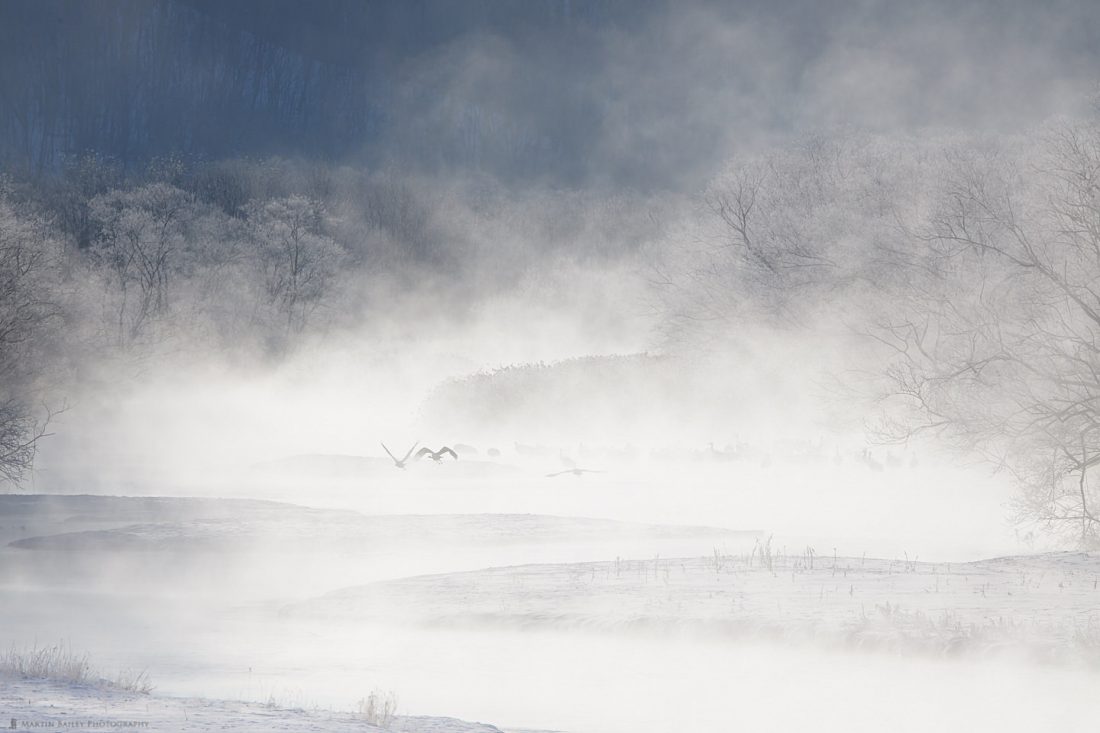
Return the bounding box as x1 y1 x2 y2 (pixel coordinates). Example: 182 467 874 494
2 2 1100 732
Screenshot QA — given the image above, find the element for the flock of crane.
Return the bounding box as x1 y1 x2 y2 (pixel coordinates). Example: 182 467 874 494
378 440 915 477
380 441 603 477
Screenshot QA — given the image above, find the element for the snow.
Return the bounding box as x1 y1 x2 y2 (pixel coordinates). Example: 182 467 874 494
3 490 1100 733
290 551 1100 662
0 677 504 733
0 494 751 554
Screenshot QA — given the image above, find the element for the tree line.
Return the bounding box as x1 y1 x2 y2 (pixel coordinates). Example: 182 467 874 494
0 155 436 483
0 151 665 485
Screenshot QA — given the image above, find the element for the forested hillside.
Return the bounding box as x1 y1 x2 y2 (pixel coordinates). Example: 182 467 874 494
0 0 641 179
4 0 1100 186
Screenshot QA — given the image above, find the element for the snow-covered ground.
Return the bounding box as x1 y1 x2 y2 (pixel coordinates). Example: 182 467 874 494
0 677 506 733
0 493 756 599
290 551 1100 662
3 458 1099 733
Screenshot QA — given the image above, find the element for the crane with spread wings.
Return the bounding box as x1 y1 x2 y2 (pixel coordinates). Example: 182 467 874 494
545 468 605 478
381 441 419 469
416 446 459 463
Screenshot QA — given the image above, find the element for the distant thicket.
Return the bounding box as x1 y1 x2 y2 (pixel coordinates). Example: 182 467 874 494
424 354 672 436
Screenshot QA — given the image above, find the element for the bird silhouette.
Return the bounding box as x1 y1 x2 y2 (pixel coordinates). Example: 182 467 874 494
546 468 604 478
415 446 459 462
381 441 418 469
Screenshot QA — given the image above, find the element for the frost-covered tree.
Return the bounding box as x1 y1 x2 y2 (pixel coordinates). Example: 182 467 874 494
652 134 930 342
654 125 1100 547
0 184 61 482
874 122 1100 547
89 183 196 345
246 195 345 338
